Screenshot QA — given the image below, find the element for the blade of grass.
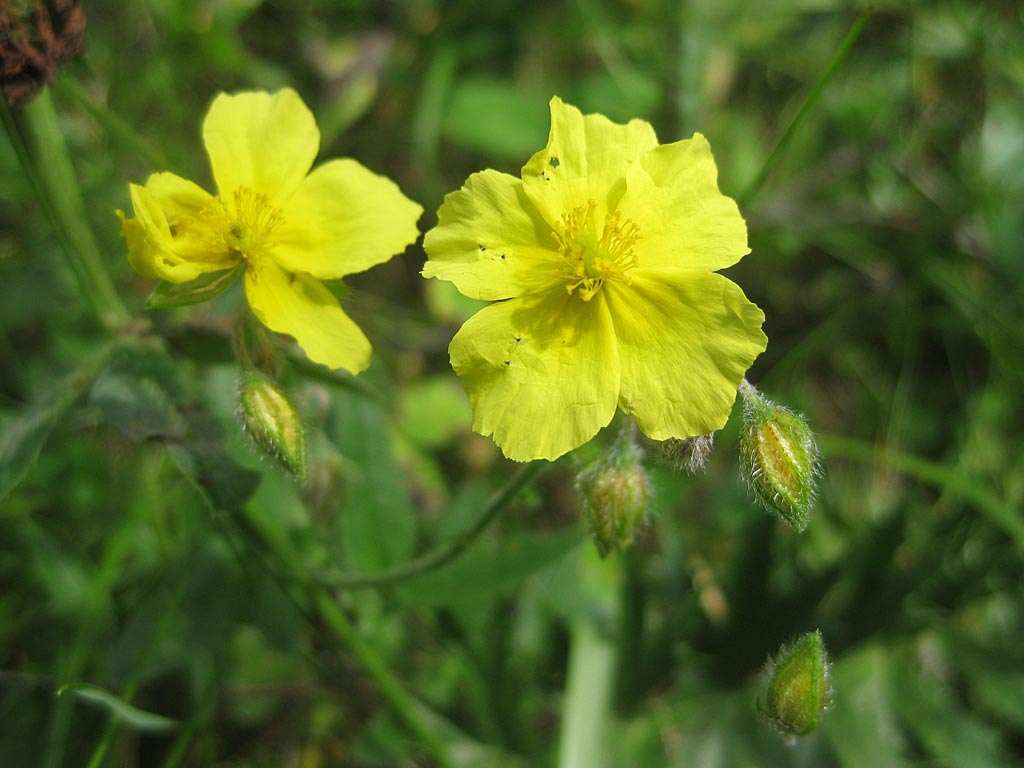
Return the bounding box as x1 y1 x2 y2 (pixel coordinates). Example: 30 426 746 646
819 433 1023 547
53 76 167 168
557 546 619 768
738 6 874 206
1 88 130 329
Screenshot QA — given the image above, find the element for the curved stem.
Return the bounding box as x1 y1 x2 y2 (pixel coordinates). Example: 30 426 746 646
317 461 546 589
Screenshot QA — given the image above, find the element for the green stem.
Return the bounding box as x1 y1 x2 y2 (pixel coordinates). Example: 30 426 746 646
317 461 545 589
1 87 130 330
53 77 167 169
738 6 874 206
614 548 645 711
210 509 459 768
314 594 456 768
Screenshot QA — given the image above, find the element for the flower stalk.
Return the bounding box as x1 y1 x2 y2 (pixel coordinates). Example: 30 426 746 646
1 88 130 330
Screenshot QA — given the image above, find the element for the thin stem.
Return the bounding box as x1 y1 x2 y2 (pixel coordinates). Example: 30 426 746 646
314 594 457 768
1 88 130 329
738 6 874 206
208 507 459 768
53 77 167 168
317 461 546 589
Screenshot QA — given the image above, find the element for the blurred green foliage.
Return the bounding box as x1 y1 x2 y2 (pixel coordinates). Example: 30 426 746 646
2 0 1023 766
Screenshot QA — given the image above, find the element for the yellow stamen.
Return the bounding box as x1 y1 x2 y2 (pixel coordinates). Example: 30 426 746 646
554 200 640 301
170 187 284 260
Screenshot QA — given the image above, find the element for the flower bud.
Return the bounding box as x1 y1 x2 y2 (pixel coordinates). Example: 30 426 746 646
659 433 715 474
739 382 818 532
757 630 832 738
237 373 307 481
577 430 650 557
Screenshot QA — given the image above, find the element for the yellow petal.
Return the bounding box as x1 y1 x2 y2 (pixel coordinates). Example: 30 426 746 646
144 171 216 223
203 88 319 205
422 170 565 301
450 290 620 461
521 97 658 231
244 257 371 373
605 272 767 440
272 158 423 279
617 134 749 275
124 184 221 283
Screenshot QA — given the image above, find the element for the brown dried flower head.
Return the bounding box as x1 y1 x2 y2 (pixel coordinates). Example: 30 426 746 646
1 0 87 107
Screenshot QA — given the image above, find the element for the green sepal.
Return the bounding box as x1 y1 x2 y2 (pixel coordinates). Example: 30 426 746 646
145 262 244 309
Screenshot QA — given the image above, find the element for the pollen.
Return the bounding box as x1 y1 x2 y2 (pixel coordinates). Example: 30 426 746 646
224 188 284 255
554 200 640 301
175 187 285 260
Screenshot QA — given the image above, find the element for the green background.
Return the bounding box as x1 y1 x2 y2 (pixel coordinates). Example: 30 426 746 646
2 0 1023 765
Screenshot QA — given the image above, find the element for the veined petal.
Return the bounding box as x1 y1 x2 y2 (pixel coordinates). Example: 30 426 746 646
203 88 319 205
144 171 216 223
422 170 565 301
245 257 371 373
521 97 658 231
450 290 620 461
124 184 232 283
617 134 749 275
606 272 767 440
272 158 422 280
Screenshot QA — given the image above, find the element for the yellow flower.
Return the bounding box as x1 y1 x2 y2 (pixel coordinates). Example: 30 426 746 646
423 97 767 461
118 88 422 373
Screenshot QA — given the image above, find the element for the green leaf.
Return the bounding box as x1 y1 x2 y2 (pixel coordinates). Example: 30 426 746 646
145 263 244 309
330 387 416 572
823 645 907 768
890 645 1007 768
89 343 185 443
0 359 100 503
57 684 179 733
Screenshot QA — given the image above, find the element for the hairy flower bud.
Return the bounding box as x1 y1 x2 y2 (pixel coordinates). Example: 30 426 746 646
739 382 818 532
577 429 650 557
757 630 832 738
659 433 715 474
237 373 307 481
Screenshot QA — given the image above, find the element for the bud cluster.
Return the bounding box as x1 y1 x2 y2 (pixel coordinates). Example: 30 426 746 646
576 428 651 557
739 382 819 532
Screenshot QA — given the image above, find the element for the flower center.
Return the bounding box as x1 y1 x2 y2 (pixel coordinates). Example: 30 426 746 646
174 187 284 261
554 200 640 301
